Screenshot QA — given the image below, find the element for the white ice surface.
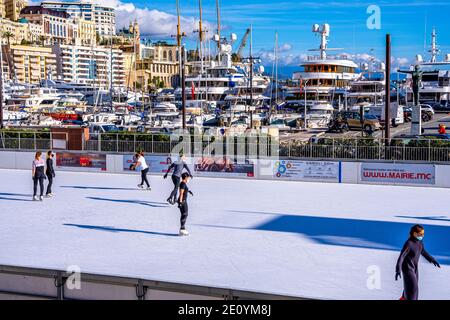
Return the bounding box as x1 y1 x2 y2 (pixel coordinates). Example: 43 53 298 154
0 169 449 300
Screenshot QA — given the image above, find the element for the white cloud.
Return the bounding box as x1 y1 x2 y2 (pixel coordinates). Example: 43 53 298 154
279 43 293 52
101 0 213 39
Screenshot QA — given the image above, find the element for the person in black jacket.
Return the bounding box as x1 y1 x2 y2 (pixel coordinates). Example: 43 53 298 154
177 173 193 236
164 154 192 205
45 150 56 197
395 224 441 300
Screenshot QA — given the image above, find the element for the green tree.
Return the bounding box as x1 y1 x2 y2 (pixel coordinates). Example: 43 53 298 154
2 31 15 46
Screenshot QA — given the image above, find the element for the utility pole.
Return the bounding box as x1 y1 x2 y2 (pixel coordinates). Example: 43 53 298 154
181 45 186 130
385 34 391 140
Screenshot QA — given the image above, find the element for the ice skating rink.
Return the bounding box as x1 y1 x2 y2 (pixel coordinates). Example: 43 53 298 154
0 169 449 300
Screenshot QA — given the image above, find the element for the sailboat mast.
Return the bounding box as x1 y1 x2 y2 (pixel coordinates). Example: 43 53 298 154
249 24 253 127
216 0 221 63
199 0 204 75
275 31 278 106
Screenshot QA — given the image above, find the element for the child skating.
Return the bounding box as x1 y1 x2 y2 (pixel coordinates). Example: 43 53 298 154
177 173 194 236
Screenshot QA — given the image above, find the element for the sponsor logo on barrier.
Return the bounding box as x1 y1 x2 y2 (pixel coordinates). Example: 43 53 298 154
56 153 107 171
273 160 340 182
361 163 435 185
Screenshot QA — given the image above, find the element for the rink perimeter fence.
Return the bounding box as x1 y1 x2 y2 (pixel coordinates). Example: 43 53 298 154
1 131 450 188
1 131 450 163
0 264 304 300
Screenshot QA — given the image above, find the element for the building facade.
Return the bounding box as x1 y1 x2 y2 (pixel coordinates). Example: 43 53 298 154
52 44 125 89
4 0 27 21
73 17 96 46
41 0 115 36
20 6 74 45
2 44 57 83
0 17 43 45
124 43 180 90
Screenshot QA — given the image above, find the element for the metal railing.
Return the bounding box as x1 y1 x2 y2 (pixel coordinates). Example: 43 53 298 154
2 131 450 163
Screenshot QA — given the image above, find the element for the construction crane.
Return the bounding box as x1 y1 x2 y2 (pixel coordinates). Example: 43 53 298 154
234 28 251 62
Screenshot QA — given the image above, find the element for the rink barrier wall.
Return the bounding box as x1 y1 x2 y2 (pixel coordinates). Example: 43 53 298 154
0 264 304 300
1 150 450 188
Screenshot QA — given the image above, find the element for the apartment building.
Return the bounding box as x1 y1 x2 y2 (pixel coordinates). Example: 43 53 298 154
52 44 125 89
2 44 57 83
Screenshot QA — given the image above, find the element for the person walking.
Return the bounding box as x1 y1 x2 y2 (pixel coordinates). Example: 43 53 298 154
438 124 446 135
45 150 56 197
396 224 441 300
177 173 193 236
164 154 193 205
32 151 46 201
135 151 151 190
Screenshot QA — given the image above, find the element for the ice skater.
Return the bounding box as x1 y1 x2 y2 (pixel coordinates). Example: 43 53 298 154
32 151 46 201
395 224 441 300
45 150 56 198
177 173 193 236
164 154 192 205
134 151 151 190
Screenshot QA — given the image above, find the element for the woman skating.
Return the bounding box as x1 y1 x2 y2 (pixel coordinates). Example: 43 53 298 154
135 151 151 190
45 150 56 197
177 173 193 236
396 224 441 300
32 151 46 201
164 154 192 205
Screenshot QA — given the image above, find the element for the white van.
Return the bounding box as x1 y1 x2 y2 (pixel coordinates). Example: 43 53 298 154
351 103 404 125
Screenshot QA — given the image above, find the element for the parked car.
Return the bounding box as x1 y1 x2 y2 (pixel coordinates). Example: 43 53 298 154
403 106 433 122
420 100 450 112
337 111 382 132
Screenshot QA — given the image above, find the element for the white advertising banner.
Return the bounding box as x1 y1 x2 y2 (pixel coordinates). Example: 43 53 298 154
361 163 435 185
273 160 341 182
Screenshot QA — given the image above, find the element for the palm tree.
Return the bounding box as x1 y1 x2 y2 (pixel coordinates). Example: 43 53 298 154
2 31 15 46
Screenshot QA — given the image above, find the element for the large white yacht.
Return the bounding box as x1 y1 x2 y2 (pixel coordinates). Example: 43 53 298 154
284 24 360 106
347 63 386 108
174 34 247 110
6 87 61 112
415 28 450 104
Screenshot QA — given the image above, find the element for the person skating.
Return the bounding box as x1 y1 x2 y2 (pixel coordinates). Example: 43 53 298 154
45 150 56 198
164 154 192 205
395 224 441 300
32 151 46 201
134 151 151 190
177 173 194 236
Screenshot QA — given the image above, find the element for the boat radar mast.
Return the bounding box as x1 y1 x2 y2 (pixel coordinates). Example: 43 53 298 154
429 27 440 63
416 27 450 65
308 24 343 60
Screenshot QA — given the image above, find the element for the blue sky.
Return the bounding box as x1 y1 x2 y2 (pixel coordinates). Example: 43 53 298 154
111 0 450 66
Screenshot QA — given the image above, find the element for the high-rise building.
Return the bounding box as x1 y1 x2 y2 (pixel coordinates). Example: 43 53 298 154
41 0 115 36
4 0 28 21
52 44 125 88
